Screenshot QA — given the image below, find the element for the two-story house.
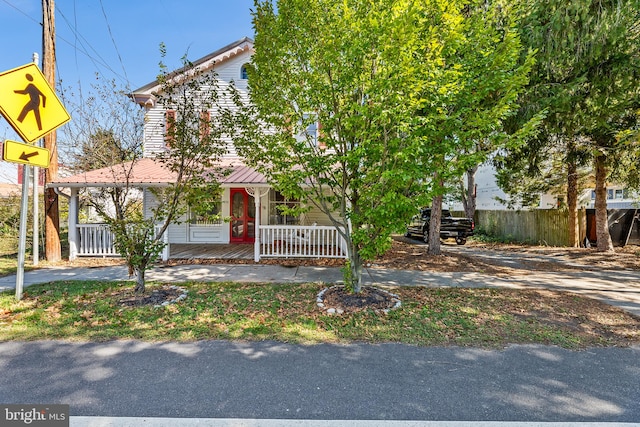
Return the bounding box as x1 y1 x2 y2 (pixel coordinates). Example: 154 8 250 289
49 37 346 262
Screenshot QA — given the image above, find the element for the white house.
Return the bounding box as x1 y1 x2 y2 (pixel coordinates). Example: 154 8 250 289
447 162 640 212
49 38 346 262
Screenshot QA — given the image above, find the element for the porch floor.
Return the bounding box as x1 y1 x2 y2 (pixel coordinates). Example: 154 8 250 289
169 244 254 260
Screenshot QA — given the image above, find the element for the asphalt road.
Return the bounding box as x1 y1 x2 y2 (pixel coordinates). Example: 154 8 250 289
0 340 638 423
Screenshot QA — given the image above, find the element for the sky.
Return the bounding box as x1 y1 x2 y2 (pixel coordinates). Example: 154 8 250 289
0 0 256 182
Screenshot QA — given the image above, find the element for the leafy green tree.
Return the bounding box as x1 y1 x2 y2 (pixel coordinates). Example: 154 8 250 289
498 0 640 250
235 0 431 292
410 0 535 255
234 0 534 287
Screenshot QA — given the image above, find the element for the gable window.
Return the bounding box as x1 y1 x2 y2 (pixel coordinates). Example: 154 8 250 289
269 190 300 225
240 64 249 80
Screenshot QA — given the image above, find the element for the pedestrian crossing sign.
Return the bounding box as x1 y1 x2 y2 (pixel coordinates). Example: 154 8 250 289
0 63 71 143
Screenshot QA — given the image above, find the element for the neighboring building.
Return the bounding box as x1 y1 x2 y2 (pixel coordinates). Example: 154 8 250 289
49 38 346 261
583 187 639 210
446 163 558 212
447 163 639 212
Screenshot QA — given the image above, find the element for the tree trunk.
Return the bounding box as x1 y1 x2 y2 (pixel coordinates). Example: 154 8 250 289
349 252 363 294
594 154 614 252
342 228 364 294
567 160 579 247
428 194 443 255
463 165 478 220
134 267 146 294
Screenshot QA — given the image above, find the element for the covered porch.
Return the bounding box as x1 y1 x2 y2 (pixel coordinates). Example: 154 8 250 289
49 157 348 262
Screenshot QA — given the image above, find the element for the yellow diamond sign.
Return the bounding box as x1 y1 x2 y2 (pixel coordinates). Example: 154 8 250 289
0 63 71 143
3 140 50 168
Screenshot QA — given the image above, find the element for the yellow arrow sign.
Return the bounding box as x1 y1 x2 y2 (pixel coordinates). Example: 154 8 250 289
3 140 50 168
0 63 71 143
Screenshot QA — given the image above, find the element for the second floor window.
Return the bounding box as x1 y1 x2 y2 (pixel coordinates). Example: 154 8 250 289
200 110 210 141
299 113 319 146
165 110 176 145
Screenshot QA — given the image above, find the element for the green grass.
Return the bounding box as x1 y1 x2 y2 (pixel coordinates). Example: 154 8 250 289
0 230 69 277
1 280 638 349
0 254 19 277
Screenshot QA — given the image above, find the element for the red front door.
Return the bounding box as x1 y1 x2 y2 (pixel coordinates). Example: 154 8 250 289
230 188 255 243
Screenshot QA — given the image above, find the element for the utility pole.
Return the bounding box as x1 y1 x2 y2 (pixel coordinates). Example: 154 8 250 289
42 0 61 262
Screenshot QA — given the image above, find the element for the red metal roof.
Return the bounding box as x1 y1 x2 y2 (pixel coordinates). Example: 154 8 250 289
49 157 267 188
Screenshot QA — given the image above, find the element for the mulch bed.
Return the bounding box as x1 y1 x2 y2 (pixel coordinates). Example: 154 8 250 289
118 285 187 307
318 285 401 314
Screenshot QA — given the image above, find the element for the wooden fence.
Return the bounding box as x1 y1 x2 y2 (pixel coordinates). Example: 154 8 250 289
473 209 587 247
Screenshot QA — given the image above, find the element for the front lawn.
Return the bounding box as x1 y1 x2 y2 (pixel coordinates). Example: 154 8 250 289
1 280 638 349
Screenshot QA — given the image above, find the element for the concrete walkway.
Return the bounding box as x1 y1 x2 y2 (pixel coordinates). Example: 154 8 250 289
1 263 639 316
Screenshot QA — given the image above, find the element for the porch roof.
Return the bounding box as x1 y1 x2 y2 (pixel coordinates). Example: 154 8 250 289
48 157 268 189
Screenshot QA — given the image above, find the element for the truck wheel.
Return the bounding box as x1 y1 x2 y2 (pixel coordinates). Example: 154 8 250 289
423 230 429 243
404 230 412 238
456 237 467 245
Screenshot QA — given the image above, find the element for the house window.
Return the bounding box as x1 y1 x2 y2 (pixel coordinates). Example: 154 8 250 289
165 110 176 145
591 190 596 200
615 189 624 199
240 64 249 80
607 189 614 199
200 110 210 141
190 200 222 225
299 113 319 146
269 190 300 225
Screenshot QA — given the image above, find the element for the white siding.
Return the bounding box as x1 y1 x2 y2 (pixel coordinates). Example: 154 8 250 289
143 188 230 244
142 50 251 158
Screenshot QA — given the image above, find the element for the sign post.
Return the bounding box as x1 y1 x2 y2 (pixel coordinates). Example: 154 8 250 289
15 165 29 300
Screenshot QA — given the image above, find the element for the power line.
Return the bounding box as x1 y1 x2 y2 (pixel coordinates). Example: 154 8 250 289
56 5 129 85
0 0 130 86
98 0 130 88
0 0 39 23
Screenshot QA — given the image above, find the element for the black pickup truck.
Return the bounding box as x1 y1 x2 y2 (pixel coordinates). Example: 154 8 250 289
405 208 474 245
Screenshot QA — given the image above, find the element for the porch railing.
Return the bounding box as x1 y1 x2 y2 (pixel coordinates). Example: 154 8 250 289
76 223 347 259
260 225 347 258
76 223 118 256
76 223 168 259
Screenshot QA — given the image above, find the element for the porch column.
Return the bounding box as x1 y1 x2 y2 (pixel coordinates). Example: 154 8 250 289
162 224 170 262
253 189 261 262
68 188 79 260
